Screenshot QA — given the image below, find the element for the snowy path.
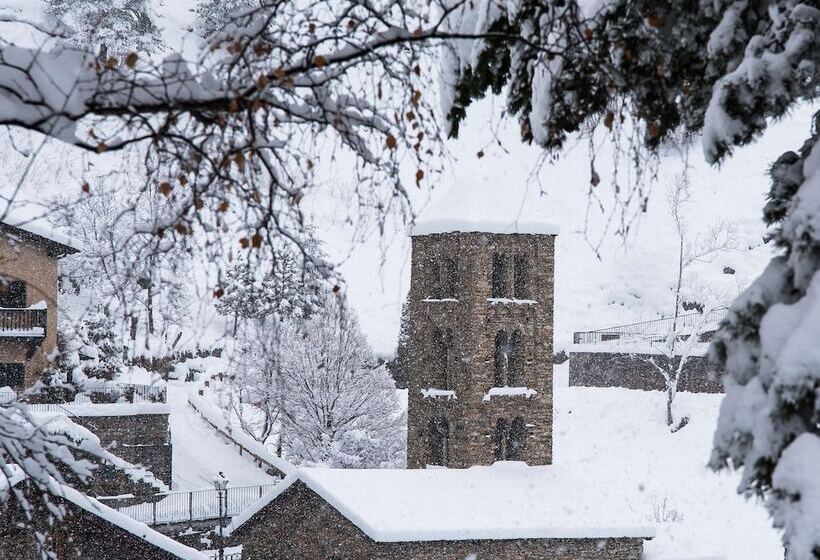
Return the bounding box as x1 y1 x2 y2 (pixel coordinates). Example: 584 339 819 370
167 381 277 491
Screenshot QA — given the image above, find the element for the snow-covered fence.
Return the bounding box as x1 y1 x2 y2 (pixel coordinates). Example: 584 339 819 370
102 483 278 526
75 383 167 404
572 307 729 345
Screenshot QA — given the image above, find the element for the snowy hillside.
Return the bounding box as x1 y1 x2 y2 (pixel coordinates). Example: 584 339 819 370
552 364 782 559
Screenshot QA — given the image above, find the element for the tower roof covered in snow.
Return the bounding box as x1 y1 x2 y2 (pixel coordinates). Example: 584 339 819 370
410 179 559 236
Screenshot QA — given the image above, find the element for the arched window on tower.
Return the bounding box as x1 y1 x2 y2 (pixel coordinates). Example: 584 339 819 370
432 328 448 388
493 330 509 387
494 418 507 461
507 417 526 461
508 330 524 386
445 258 458 299
429 259 442 299
514 255 529 299
428 417 450 466
491 253 508 298
444 328 454 389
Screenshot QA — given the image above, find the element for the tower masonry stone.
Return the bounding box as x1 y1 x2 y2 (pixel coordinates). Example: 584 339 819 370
406 230 556 469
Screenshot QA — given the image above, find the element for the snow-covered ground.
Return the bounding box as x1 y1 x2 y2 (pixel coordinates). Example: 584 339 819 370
166 380 278 491
553 363 782 559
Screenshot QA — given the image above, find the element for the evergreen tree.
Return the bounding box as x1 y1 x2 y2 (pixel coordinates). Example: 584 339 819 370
216 245 323 332
440 3 819 557
195 0 258 39
386 296 410 389
78 307 124 381
45 0 163 56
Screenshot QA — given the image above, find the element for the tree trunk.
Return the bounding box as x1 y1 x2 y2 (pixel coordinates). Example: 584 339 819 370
666 382 674 426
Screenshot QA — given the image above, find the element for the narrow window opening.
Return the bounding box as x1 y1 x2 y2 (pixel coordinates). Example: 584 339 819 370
491 253 508 298
444 328 454 390
493 331 508 387
513 255 529 299
445 258 458 299
432 328 448 389
428 417 450 466
507 417 526 461
508 330 524 386
0 363 25 388
494 418 507 461
429 260 442 299
0 279 26 308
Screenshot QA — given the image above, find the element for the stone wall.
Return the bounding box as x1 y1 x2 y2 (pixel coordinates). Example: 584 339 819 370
407 232 555 468
75 413 173 486
568 351 723 393
0 229 62 387
231 481 645 560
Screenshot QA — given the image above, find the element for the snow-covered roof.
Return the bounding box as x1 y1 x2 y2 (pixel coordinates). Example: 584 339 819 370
411 218 559 236
0 212 82 253
52 481 208 560
228 463 655 541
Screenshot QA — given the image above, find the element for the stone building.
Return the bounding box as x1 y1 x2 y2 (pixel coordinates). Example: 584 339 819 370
226 465 654 560
0 219 79 389
406 227 556 468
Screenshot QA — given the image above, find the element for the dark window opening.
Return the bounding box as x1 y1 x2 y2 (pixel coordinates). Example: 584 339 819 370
494 418 507 461
508 330 524 386
0 363 25 389
428 417 449 466
493 330 508 387
445 259 458 299
491 253 508 298
513 255 529 299
0 279 26 308
429 260 442 299
444 328 454 390
507 417 526 461
432 328 449 389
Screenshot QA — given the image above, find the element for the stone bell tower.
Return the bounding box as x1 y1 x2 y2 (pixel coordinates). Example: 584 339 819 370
406 227 556 468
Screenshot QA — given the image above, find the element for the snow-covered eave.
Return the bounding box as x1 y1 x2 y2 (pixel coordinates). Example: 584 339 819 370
227 470 656 542
1 219 82 255
410 219 559 237
50 481 209 560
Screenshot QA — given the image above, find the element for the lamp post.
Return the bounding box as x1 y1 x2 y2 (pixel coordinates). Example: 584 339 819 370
213 475 229 560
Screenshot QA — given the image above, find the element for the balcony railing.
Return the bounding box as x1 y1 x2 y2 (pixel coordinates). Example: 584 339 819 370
573 306 729 345
0 308 46 336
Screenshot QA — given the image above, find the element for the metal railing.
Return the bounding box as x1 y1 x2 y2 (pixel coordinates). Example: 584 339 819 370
0 308 46 334
0 383 167 411
573 306 729 345
103 483 279 526
75 383 167 404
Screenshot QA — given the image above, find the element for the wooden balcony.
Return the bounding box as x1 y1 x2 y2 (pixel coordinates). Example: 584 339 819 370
0 308 47 338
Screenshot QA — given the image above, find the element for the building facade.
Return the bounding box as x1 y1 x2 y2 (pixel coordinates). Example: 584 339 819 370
406 231 556 468
0 221 78 389
228 478 646 560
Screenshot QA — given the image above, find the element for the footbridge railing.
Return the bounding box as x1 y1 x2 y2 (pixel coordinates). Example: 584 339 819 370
572 306 729 345
100 483 279 526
